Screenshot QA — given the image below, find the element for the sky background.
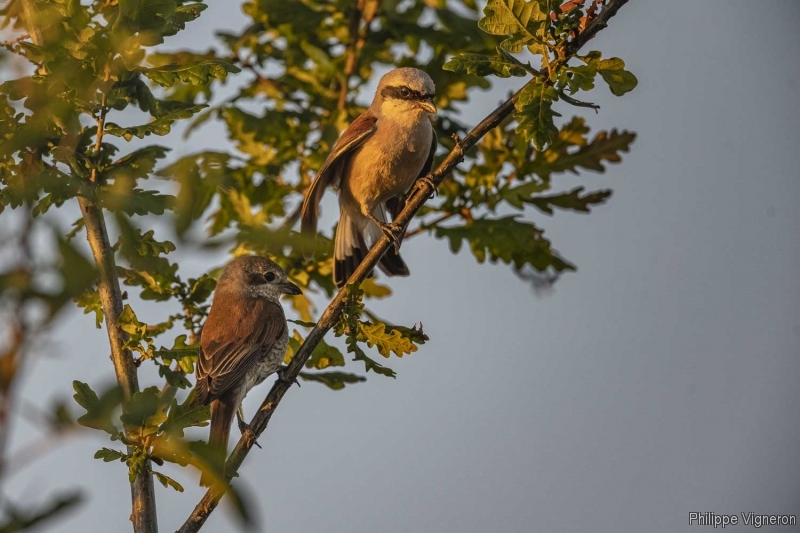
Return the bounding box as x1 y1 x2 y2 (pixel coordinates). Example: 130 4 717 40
4 1 800 532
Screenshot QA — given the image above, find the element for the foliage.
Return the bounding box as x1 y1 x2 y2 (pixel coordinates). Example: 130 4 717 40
0 0 635 531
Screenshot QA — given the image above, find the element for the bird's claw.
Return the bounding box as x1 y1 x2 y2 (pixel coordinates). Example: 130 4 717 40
236 415 262 449
276 365 300 387
379 222 403 253
417 175 437 198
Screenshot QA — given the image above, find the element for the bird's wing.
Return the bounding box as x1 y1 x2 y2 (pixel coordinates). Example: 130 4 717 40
386 129 438 221
300 112 378 236
196 297 286 403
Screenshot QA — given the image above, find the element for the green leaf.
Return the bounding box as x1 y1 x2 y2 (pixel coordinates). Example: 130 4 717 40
118 304 148 340
581 53 638 96
152 470 184 492
158 397 209 438
72 381 123 436
52 236 97 315
120 387 168 439
528 187 612 215
598 66 638 96
99 187 176 216
304 338 345 370
100 146 170 183
563 63 597 94
94 448 127 463
361 278 392 299
298 371 366 390
347 338 396 378
155 334 199 374
287 319 317 328
158 364 192 389
530 117 636 179
514 80 560 150
141 59 240 87
478 0 548 53
443 53 527 78
499 179 549 209
105 105 206 141
435 216 575 273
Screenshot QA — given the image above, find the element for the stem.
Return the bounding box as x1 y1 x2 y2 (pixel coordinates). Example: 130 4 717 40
177 1 629 530
77 47 160 533
77 199 159 533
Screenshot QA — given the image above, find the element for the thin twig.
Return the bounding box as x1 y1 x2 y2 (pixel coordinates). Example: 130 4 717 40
177 2 630 530
337 0 375 110
404 211 455 239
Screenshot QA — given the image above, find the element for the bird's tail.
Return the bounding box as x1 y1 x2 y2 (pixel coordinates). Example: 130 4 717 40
200 398 236 487
334 208 369 288
334 206 409 288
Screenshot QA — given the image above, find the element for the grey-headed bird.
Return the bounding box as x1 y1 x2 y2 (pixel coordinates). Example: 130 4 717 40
194 255 301 486
301 67 438 288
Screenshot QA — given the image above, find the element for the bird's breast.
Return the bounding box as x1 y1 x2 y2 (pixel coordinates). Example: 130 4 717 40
243 328 288 393
345 115 433 205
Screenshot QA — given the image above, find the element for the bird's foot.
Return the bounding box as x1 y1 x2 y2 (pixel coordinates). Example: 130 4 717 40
416 175 438 198
276 365 300 387
378 222 403 253
236 412 262 449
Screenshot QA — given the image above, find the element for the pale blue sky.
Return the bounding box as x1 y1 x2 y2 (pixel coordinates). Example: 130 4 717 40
4 1 800 532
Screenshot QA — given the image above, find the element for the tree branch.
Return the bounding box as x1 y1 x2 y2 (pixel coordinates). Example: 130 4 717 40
177 1 629 530
77 203 160 533
17 1 159 529
78 47 160 533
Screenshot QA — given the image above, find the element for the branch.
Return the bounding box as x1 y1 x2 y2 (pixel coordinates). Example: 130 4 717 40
337 0 376 110
77 198 160 533
177 1 629 530
76 48 160 533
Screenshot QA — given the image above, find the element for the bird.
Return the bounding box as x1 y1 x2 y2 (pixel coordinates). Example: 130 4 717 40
300 67 438 288
194 255 301 486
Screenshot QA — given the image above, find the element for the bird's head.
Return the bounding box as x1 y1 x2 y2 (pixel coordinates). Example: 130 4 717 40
216 255 302 302
373 67 436 118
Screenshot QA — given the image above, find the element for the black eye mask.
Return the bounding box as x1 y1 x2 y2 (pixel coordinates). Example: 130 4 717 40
381 85 434 102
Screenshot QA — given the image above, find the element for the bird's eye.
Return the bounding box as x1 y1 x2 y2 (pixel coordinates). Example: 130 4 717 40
400 86 410 97
264 271 276 282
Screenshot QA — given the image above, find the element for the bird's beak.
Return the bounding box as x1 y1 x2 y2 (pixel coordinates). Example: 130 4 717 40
418 97 436 115
279 280 302 295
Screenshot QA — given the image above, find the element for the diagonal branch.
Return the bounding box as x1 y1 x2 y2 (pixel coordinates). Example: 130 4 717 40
177 1 629 530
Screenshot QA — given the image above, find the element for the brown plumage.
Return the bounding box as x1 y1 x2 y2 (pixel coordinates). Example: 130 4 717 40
195 256 301 486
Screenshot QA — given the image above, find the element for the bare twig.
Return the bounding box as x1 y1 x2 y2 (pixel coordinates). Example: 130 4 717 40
177 2 629 530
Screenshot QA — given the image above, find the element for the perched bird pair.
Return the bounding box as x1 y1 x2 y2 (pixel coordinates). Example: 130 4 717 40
194 68 437 484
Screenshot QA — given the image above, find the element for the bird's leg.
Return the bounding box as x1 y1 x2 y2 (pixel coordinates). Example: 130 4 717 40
276 365 300 387
236 407 261 449
364 211 402 253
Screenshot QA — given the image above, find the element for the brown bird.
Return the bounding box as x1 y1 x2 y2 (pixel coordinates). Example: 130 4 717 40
194 255 301 486
300 67 438 288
